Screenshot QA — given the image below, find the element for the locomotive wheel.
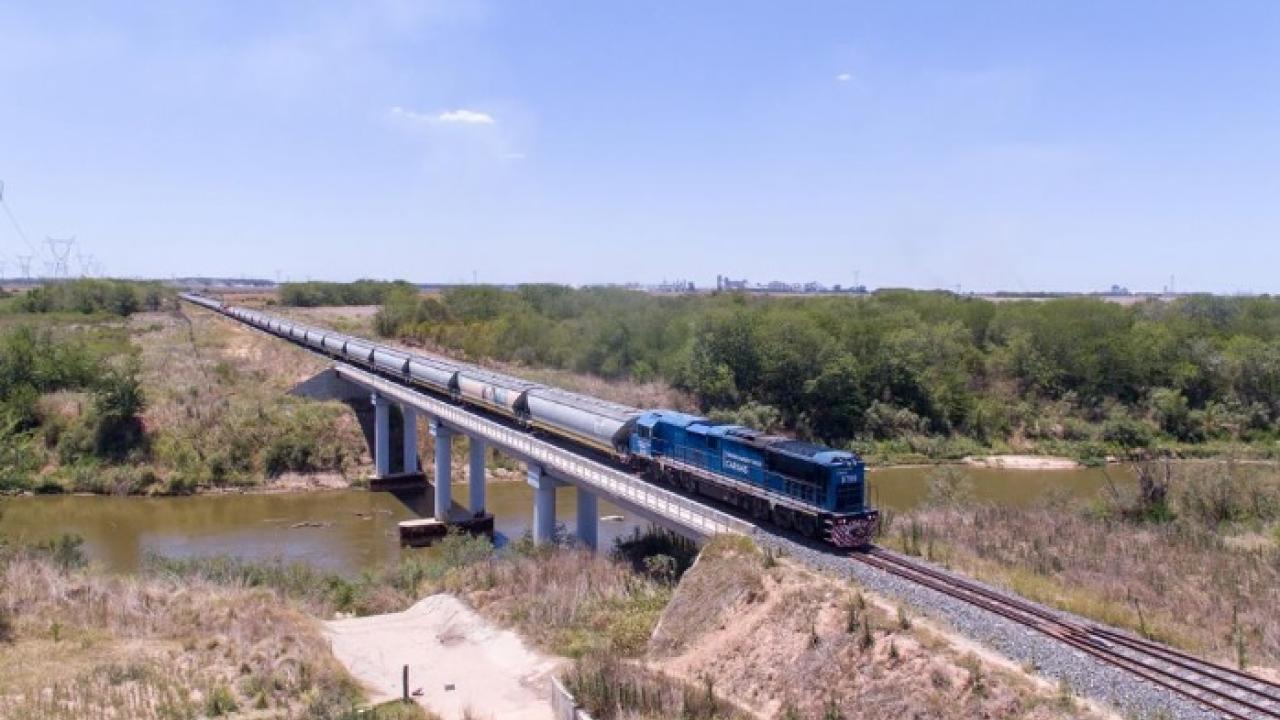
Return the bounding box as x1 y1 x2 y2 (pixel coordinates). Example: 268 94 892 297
751 498 771 521
795 514 819 539
770 506 793 530
679 474 698 494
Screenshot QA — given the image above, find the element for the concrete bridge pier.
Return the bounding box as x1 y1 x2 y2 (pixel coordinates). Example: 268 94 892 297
468 438 486 517
402 407 418 473
526 465 562 545
431 419 453 521
576 488 598 551
372 392 390 478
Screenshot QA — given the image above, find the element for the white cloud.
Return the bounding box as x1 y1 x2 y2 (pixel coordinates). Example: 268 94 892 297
835 72 852 82
389 106 496 126
438 109 495 125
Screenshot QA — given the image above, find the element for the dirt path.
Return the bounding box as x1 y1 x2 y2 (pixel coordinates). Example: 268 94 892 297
325 595 559 720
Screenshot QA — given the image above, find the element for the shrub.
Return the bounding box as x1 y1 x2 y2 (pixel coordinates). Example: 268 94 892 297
204 684 239 716
33 533 87 571
925 466 974 507
1102 413 1155 449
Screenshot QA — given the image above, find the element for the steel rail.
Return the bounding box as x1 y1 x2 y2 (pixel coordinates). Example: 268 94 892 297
853 548 1280 719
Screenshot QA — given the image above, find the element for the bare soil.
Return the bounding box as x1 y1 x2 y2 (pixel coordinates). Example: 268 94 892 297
325 595 559 720
650 537 1101 720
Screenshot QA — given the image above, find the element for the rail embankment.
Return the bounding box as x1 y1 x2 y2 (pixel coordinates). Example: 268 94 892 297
614 535 1100 720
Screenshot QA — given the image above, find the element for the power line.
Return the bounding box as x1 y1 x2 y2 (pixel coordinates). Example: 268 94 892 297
0 180 40 255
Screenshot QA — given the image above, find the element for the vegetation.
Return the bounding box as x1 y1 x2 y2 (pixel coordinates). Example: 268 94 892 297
279 280 417 308
148 527 685 658
3 278 172 316
0 324 148 492
376 286 1280 459
1 302 369 495
0 537 364 719
564 654 750 720
887 460 1280 670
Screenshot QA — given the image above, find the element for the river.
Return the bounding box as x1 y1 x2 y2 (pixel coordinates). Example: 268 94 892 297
0 465 1133 574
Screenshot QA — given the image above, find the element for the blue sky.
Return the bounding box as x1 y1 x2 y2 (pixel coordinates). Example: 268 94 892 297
1 1 1278 291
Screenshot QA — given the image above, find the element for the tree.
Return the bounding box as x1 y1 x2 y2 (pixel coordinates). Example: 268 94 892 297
804 351 867 442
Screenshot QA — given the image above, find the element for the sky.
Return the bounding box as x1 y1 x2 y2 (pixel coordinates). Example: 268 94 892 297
1 1 1278 292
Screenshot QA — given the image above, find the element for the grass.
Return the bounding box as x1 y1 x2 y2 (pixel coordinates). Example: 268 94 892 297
885 463 1280 670
564 653 751 720
443 534 675 658
0 544 364 719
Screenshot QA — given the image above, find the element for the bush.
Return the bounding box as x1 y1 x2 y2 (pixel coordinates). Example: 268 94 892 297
10 279 171 316
612 527 699 583
925 466 975 507
279 280 416 308
33 533 87 571
1102 413 1155 449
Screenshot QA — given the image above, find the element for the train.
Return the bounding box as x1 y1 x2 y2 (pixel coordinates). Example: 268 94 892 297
179 293 879 547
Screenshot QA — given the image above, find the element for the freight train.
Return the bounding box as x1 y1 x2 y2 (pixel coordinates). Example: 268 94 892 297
180 293 879 547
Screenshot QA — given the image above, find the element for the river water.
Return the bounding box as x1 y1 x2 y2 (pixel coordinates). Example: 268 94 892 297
0 465 1133 574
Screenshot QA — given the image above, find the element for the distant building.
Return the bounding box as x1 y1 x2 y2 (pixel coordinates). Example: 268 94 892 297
716 274 749 291
1109 284 1132 295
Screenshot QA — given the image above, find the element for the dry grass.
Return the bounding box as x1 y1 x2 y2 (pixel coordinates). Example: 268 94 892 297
0 551 363 719
444 543 672 658
889 504 1280 672
648 537 1099 720
564 653 752 720
129 307 370 490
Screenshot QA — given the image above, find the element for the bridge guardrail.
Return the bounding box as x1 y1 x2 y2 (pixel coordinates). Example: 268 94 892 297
333 364 752 539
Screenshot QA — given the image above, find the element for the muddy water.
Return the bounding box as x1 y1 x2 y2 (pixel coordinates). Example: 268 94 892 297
0 483 643 574
0 466 1133 574
868 464 1134 511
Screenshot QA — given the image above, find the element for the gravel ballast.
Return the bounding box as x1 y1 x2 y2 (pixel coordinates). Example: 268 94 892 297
756 530 1221 720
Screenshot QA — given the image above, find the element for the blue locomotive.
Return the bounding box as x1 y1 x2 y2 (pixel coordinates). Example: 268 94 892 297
181 293 879 547
630 411 877 546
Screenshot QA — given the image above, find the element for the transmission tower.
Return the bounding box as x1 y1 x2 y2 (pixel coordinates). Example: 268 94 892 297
16 255 32 279
45 237 75 279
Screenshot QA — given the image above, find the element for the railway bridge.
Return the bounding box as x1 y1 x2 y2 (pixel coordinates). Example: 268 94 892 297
182 294 751 549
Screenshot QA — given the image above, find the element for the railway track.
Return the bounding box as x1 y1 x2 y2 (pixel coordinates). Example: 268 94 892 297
852 547 1280 719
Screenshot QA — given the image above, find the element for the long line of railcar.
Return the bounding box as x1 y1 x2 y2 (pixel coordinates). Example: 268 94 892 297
180 292 879 547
